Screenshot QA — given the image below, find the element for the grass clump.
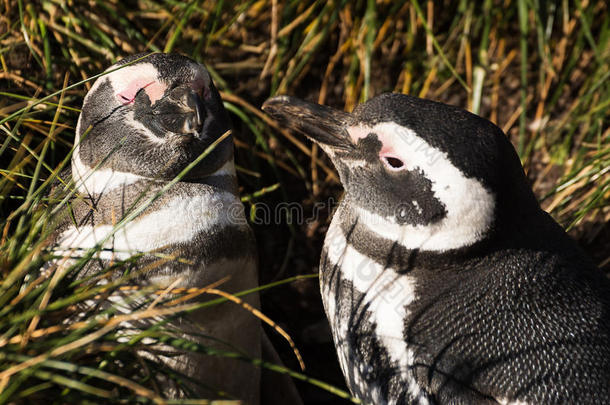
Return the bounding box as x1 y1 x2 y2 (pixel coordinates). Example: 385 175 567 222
0 0 608 403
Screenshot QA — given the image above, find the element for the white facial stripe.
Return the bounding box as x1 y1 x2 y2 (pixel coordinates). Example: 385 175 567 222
56 191 244 261
323 216 428 404
347 122 495 251
354 203 490 251
126 110 166 145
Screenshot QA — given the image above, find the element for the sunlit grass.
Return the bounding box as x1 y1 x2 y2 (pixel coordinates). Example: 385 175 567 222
0 0 608 402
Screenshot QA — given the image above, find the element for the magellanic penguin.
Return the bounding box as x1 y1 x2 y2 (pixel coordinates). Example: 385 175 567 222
49 53 296 403
263 94 610 404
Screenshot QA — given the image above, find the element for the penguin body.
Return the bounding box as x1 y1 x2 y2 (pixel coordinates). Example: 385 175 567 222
263 94 610 404
52 53 260 402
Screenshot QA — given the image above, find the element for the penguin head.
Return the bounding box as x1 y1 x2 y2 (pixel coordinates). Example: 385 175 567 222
74 53 232 183
263 93 538 251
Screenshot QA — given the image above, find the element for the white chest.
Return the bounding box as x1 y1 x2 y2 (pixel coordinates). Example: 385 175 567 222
56 191 242 262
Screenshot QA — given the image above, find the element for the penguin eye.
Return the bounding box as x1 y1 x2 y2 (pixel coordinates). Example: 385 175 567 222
117 80 158 105
117 89 141 104
381 156 405 171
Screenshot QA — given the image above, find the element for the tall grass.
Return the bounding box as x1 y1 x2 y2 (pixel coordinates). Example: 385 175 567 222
0 0 608 403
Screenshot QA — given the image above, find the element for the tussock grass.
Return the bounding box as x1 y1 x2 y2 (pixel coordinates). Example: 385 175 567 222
0 0 608 403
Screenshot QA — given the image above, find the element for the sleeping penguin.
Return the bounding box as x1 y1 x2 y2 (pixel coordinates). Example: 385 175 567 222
51 53 301 404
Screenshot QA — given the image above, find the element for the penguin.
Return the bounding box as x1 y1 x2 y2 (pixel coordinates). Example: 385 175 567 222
262 93 610 404
51 53 301 403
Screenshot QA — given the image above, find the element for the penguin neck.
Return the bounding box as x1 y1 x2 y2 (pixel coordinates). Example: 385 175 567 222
65 158 241 230
488 201 592 266
72 149 237 196
332 203 478 271
332 197 584 273
483 174 585 257
339 191 493 258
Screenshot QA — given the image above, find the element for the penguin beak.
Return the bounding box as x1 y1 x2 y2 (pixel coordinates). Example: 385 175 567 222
262 96 354 151
187 89 205 133
152 85 206 137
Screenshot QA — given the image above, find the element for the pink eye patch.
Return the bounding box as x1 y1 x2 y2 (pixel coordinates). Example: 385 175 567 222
347 125 410 171
117 79 167 105
349 125 401 156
